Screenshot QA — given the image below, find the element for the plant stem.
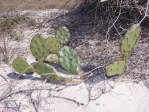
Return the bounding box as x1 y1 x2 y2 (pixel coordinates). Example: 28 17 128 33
139 0 149 24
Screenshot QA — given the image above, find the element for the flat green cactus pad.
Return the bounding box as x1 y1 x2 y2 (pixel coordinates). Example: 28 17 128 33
46 54 59 63
34 63 60 81
55 27 70 45
59 46 80 74
12 57 33 74
47 37 60 53
121 24 141 60
30 34 49 61
106 60 126 77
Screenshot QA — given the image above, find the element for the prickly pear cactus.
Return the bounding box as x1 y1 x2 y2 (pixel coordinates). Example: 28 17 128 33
12 57 33 74
59 46 80 74
55 27 70 45
47 37 60 53
46 54 59 63
121 24 141 60
106 60 126 77
34 62 60 81
30 34 49 61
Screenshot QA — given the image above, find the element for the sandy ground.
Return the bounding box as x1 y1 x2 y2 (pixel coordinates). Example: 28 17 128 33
0 63 149 112
0 9 149 112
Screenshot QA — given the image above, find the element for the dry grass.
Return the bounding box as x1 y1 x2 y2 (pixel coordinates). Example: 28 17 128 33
0 11 36 64
0 0 77 11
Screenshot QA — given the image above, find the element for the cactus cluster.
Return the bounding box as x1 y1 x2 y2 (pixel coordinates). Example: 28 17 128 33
106 24 141 76
12 27 81 82
12 24 142 81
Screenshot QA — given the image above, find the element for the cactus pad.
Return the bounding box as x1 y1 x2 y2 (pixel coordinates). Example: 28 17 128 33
12 57 33 74
34 63 60 81
59 46 80 74
55 27 70 45
30 34 49 61
106 60 126 77
46 54 59 63
121 24 141 60
47 37 60 53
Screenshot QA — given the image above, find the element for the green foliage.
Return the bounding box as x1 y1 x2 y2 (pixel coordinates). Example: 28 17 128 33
121 24 141 60
59 46 80 74
34 62 60 81
30 34 49 61
12 57 33 74
106 60 126 76
47 37 60 53
55 27 70 45
12 26 81 83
